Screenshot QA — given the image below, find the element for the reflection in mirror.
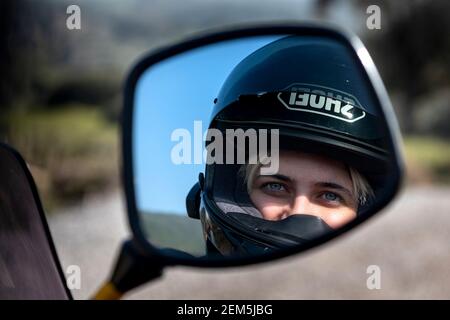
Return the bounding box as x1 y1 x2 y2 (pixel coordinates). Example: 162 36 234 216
133 34 392 259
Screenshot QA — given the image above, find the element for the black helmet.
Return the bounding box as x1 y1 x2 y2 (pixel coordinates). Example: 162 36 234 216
186 35 390 256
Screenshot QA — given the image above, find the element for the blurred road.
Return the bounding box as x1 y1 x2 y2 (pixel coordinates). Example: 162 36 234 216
48 186 450 300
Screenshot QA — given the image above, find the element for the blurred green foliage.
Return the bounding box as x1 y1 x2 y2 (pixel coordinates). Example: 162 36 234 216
404 136 450 184
2 106 118 210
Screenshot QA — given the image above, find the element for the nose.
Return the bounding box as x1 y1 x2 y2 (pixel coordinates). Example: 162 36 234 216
281 194 318 219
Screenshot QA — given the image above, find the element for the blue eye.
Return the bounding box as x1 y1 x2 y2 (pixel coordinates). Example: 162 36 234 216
323 192 340 202
264 183 285 192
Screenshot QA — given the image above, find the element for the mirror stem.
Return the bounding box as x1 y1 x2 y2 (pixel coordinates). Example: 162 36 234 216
92 239 165 300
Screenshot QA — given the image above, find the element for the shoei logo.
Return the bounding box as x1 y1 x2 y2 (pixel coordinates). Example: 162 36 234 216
277 83 366 123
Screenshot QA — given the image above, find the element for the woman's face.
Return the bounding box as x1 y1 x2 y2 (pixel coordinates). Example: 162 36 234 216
249 151 358 229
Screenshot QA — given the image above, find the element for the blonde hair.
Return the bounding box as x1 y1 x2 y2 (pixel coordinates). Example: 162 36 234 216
239 160 374 206
348 166 374 205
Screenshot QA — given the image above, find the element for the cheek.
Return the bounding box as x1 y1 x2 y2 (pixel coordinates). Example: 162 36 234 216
322 208 357 229
250 190 288 220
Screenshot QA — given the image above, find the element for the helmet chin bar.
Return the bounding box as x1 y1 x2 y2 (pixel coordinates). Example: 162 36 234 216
201 190 336 256
227 212 334 245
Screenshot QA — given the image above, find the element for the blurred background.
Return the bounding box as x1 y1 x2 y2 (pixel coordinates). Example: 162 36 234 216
1 0 449 299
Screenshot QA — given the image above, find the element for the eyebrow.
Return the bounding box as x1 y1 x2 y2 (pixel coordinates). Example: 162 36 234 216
256 174 292 183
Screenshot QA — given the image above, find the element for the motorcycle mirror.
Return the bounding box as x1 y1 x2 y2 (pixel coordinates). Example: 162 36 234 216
122 24 404 269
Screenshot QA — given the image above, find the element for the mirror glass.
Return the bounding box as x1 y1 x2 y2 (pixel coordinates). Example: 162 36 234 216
132 33 397 259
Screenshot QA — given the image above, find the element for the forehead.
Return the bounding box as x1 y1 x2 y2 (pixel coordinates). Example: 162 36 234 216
275 150 351 186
